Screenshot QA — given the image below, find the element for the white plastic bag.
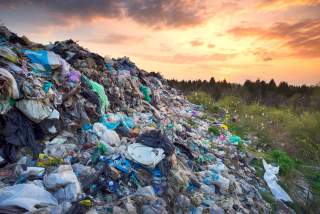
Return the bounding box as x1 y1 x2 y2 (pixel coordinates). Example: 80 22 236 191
44 165 81 202
93 122 121 147
262 159 292 202
213 174 230 194
134 186 157 201
44 143 77 158
202 170 230 194
208 159 228 174
16 99 52 123
126 143 165 168
0 184 58 211
15 166 45 178
0 68 19 99
23 50 62 70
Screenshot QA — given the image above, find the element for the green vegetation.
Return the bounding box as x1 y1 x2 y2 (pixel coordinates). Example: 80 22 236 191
268 150 296 176
186 91 320 213
259 189 277 214
208 126 220 136
188 92 320 164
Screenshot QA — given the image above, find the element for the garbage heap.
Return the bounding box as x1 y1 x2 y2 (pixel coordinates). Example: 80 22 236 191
0 26 270 214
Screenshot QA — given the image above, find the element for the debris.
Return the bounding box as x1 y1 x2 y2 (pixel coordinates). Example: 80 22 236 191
44 165 82 202
0 27 275 213
263 159 293 202
0 184 58 212
126 143 165 168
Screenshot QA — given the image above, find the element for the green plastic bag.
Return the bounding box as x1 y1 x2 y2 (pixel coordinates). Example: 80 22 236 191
230 135 241 144
140 84 151 102
91 143 108 164
82 75 109 114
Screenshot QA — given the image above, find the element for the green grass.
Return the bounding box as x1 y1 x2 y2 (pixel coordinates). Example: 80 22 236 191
208 126 220 136
259 189 276 214
186 92 320 212
187 91 222 114
250 158 265 178
215 96 320 164
267 150 296 176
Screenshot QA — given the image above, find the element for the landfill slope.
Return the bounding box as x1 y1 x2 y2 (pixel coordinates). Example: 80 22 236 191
0 26 277 213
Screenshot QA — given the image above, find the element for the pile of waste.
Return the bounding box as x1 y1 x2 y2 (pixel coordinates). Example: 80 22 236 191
0 26 275 213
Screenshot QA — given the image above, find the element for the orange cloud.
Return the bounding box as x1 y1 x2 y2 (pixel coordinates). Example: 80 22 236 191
87 33 144 45
207 43 215 48
137 53 237 64
190 39 204 47
257 0 320 10
228 19 320 58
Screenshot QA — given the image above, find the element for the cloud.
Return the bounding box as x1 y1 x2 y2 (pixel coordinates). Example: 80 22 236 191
87 33 143 44
190 39 204 47
159 43 173 52
228 27 268 37
0 0 216 28
257 0 320 10
250 48 274 61
207 43 215 48
137 52 237 64
228 19 320 58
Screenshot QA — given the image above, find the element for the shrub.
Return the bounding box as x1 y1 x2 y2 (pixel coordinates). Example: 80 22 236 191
208 126 220 136
268 149 296 176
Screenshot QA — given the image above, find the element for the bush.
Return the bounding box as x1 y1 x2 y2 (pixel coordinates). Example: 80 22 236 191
187 92 222 114
268 149 296 176
208 126 220 136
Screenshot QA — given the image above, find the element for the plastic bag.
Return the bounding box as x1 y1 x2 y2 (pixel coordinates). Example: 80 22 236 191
140 84 152 102
82 76 109 114
0 46 17 63
44 165 81 202
23 50 61 70
262 159 292 202
117 69 131 79
134 186 157 201
229 135 241 145
15 99 52 123
15 166 45 178
44 143 77 158
93 123 120 147
100 113 135 130
203 171 230 193
208 159 228 174
126 143 165 168
0 68 19 99
0 184 58 211
44 165 80 189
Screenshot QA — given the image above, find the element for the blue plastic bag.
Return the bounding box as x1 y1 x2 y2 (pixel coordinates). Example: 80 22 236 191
23 50 61 77
100 113 134 130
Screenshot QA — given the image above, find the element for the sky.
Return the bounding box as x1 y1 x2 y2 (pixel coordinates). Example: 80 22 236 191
0 0 319 85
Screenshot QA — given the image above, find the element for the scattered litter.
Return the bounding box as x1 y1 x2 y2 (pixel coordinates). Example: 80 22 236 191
0 26 276 213
0 184 58 211
263 159 293 202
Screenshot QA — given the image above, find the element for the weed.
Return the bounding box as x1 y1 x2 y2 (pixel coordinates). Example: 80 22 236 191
268 150 296 176
208 126 220 136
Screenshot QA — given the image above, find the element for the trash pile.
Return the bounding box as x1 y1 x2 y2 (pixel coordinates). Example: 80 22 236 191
0 26 272 213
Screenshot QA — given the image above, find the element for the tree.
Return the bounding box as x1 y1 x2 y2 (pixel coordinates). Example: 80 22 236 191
209 77 216 85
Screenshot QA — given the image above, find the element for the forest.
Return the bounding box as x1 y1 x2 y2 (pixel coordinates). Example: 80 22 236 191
168 78 320 111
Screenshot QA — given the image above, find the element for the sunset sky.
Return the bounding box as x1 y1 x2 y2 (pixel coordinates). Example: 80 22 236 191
0 0 319 85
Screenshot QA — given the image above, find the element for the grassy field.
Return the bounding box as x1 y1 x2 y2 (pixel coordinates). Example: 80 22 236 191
187 91 320 213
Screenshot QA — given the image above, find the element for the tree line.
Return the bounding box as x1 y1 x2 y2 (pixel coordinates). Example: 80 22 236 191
167 78 320 111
